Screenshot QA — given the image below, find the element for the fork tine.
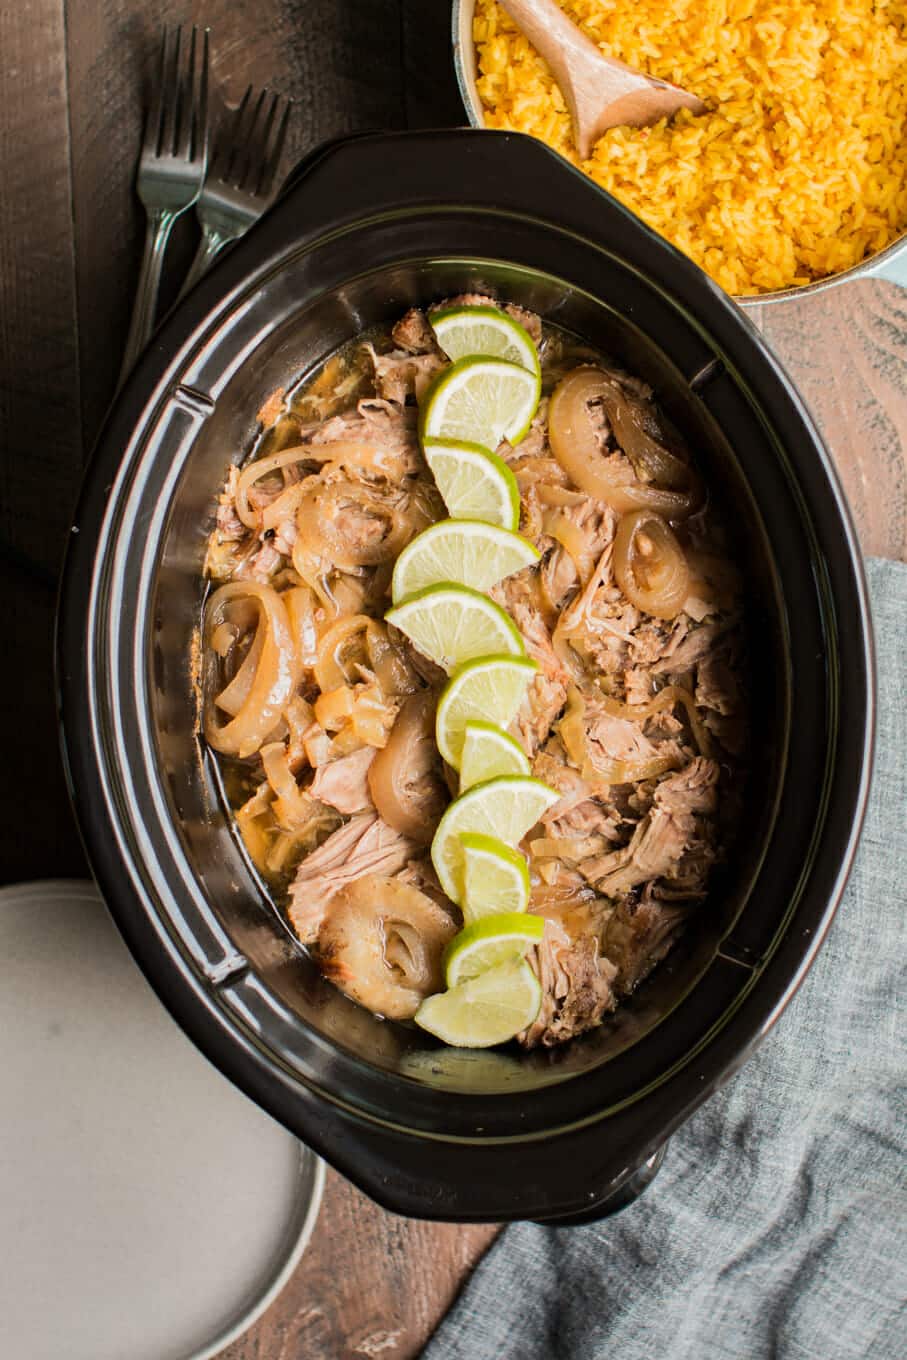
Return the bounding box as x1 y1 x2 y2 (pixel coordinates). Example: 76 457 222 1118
160 24 182 156
175 26 205 161
195 28 210 164
241 93 280 193
144 27 170 156
258 97 292 197
232 90 270 190
215 85 254 182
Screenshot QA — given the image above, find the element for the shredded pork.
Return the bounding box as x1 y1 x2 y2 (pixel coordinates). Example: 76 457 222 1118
205 296 748 1049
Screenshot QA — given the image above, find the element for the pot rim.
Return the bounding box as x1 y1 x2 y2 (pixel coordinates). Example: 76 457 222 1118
450 0 907 305
56 128 875 1216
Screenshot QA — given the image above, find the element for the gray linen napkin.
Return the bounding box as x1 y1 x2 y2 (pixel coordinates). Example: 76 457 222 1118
424 557 906 1360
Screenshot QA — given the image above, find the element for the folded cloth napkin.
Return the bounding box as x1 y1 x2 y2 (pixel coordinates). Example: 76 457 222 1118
424 557 906 1360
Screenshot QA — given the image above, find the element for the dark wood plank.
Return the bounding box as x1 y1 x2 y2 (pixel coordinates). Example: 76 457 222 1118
401 0 467 129
65 0 407 451
218 1172 498 1360
0 0 87 882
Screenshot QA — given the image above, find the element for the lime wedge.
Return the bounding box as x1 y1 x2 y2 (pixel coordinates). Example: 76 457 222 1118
386 584 525 674
421 356 541 450
459 721 530 792
444 912 545 987
435 655 537 768
415 958 542 1047
430 306 540 377
422 438 520 531
391 519 538 604
460 832 531 923
430 774 559 904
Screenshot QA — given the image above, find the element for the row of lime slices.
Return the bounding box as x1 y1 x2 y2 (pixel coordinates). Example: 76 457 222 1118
381 306 560 1047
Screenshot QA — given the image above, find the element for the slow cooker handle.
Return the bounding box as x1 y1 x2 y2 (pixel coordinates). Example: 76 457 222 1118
531 1143 668 1226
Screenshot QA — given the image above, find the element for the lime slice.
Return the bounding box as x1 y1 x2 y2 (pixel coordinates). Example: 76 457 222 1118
422 438 520 531
386 584 526 674
391 519 538 604
430 306 540 377
435 655 537 768
430 774 559 904
459 721 530 792
460 832 531 923
415 958 542 1048
444 912 545 987
421 356 541 450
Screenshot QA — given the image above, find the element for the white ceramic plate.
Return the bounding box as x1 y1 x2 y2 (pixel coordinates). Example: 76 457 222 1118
0 880 324 1360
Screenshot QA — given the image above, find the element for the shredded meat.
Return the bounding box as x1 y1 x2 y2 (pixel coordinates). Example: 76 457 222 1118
583 700 668 771
656 622 724 675
602 895 688 994
205 303 748 1049
583 759 720 895
364 343 444 405
309 747 376 815
521 916 618 1047
310 397 421 473
392 308 437 353
287 814 417 943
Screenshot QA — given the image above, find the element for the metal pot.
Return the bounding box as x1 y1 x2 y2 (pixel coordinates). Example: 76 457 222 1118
451 0 907 304
58 129 873 1224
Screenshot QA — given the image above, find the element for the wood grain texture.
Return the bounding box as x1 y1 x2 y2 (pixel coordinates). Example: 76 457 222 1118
65 0 406 450
0 0 87 881
759 279 907 561
218 1171 498 1360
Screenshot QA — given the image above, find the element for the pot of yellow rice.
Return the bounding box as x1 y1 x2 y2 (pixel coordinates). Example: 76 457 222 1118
452 0 907 303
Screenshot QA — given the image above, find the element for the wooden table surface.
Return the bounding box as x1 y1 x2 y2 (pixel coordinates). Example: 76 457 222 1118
1 3 905 1357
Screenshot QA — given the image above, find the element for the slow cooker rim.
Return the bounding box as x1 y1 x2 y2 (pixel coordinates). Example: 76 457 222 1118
57 131 873 1196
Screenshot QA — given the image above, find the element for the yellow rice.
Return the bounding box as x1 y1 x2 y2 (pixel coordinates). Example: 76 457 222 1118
473 0 907 294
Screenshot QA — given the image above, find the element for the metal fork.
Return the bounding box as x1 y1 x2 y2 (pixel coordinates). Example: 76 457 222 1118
120 25 209 380
178 86 292 298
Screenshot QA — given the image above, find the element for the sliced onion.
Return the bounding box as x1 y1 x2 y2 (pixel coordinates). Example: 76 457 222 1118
204 582 300 758
558 685 680 784
542 510 596 586
614 510 690 620
317 875 457 1020
314 614 371 692
600 685 712 756
365 620 419 697
261 740 317 830
367 690 446 843
295 480 410 573
548 368 695 517
235 448 315 529
314 685 356 731
283 586 321 669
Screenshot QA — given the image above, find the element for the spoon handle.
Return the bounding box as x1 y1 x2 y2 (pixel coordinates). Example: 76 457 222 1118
499 0 642 154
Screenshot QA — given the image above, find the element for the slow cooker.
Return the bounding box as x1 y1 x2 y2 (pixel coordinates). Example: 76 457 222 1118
58 130 873 1223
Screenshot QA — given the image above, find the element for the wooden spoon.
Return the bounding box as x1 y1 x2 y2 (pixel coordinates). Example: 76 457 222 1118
499 0 706 157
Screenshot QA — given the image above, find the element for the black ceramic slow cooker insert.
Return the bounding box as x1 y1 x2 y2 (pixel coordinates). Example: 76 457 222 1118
58 131 873 1223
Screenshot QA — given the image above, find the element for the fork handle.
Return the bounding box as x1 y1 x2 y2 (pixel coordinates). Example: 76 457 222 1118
178 224 234 301
120 209 178 382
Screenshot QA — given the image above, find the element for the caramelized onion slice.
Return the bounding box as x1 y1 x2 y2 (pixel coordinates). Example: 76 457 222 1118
314 614 371 692
204 581 301 758
318 875 457 1019
600 685 712 757
295 480 411 573
614 510 690 620
236 442 395 531
548 368 695 517
367 690 447 844
558 685 679 784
